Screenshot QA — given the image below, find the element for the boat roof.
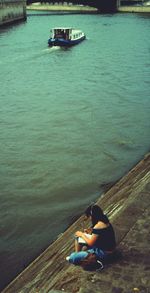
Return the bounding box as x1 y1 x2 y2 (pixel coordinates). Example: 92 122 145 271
51 27 83 32
52 27 73 30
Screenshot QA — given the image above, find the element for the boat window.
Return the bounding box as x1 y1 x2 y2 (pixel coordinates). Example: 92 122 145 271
54 29 67 39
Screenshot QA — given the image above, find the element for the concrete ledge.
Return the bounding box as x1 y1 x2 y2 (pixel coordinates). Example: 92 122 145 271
118 5 150 12
2 153 150 293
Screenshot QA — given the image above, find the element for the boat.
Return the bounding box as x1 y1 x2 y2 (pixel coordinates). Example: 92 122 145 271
48 27 86 47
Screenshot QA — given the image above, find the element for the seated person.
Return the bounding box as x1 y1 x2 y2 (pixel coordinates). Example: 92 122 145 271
66 204 116 264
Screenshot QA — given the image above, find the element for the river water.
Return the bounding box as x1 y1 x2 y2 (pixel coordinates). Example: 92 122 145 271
0 11 150 290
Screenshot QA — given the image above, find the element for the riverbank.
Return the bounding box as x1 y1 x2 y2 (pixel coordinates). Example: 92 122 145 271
2 152 150 293
118 5 150 13
27 4 98 13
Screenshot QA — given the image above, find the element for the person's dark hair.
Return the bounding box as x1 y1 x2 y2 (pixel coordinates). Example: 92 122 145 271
85 204 109 227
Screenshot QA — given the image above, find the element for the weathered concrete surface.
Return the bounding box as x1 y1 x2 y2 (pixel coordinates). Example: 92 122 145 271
2 153 150 293
0 0 26 26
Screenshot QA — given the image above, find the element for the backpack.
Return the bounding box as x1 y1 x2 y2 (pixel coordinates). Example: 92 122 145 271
80 253 104 271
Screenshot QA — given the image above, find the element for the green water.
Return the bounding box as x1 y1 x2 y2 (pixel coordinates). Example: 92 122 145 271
0 12 150 289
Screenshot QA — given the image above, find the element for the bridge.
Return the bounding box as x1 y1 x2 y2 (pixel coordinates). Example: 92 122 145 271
0 0 145 27
27 0 144 13
31 0 120 12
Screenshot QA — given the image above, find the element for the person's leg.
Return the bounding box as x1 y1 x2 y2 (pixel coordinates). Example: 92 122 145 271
68 251 89 265
91 248 107 260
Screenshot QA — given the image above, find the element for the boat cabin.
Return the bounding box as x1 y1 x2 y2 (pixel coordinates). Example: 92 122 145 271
51 28 71 40
50 28 84 41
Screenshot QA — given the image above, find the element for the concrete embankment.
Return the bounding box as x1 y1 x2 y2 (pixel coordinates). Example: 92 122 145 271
118 5 150 13
0 0 26 26
2 152 150 293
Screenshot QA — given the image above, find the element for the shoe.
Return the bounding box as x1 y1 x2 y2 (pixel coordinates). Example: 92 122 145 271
96 260 104 271
66 256 70 261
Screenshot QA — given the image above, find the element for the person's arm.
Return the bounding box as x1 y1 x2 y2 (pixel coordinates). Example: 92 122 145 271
75 221 108 247
75 230 98 247
84 228 92 234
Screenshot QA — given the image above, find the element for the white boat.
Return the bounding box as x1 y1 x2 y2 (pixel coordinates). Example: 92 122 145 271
48 27 86 47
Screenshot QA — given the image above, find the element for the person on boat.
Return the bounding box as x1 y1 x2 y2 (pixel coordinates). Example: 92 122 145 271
66 204 116 265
